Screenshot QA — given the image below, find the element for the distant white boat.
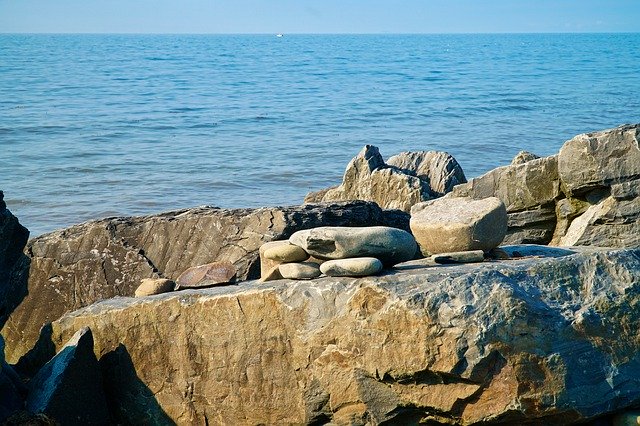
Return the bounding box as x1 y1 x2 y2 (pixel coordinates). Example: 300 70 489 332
276 34 283 38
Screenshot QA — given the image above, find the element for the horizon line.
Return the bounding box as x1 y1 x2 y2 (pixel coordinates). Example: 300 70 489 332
1 30 639 36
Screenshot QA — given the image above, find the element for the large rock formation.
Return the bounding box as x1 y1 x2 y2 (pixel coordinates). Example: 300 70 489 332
28 246 640 425
1 201 409 364
451 124 640 248
305 145 466 211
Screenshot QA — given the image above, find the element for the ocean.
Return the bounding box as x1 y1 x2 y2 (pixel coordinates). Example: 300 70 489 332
1 33 639 237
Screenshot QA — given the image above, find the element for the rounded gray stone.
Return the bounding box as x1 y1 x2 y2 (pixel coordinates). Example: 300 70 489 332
319 257 383 277
289 226 416 266
278 262 321 280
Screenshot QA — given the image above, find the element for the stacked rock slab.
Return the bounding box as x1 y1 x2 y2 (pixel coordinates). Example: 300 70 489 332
410 197 508 255
2 201 408 365
450 124 640 249
305 145 466 211
28 247 640 424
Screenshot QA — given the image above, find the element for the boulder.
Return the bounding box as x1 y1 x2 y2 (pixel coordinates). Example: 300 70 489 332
289 226 417 266
0 191 30 329
134 278 175 297
175 262 237 289
2 201 408 364
278 262 321 280
27 247 640 424
386 150 467 196
558 124 640 196
319 257 383 277
26 327 109 425
410 197 507 255
305 145 431 211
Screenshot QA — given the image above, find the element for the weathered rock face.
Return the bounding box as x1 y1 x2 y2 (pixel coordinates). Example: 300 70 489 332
386 150 467 196
305 145 466 211
2 201 409 364
29 247 640 425
558 124 640 196
451 155 560 245
0 191 30 329
26 327 110 425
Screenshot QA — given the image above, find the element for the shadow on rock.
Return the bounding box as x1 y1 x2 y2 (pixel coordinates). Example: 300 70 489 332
14 323 55 379
100 344 174 425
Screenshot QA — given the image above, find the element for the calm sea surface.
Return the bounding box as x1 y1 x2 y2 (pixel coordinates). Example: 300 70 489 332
1 34 639 236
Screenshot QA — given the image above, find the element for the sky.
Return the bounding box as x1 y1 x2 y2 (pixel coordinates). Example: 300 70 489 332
0 0 639 34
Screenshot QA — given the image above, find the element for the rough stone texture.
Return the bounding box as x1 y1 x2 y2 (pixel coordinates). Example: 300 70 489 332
134 278 175 297
28 247 640 425
289 226 417 266
0 191 30 329
511 150 541 165
556 195 640 248
451 155 560 245
2 201 408 364
278 262 321 280
26 327 110 425
386 150 467 196
175 262 237 289
558 124 640 196
305 145 432 211
410 197 508 255
320 257 383 277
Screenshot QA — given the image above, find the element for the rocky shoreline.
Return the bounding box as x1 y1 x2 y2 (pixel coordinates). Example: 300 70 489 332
1 124 639 425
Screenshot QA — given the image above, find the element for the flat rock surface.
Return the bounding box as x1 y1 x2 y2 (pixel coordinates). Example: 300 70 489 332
2 201 406 364
29 246 640 425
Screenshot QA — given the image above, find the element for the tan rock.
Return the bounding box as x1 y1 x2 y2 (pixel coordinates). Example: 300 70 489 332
510 150 540 165
30 247 640 425
410 197 507 255
264 243 308 263
320 257 383 277
558 124 640 196
304 145 432 211
289 226 417 266
259 241 287 281
134 278 175 297
175 262 236 289
278 262 321 280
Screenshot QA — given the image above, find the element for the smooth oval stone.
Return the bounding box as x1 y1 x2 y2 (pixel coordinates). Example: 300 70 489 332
320 257 383 277
135 278 175 297
289 226 416 266
410 197 507 255
176 262 236 289
264 244 309 262
278 262 321 280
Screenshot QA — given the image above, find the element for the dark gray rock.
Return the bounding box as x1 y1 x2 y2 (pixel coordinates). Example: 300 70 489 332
0 191 30 329
26 327 110 425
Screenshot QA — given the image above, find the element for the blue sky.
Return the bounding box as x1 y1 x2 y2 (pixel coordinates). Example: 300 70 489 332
1 0 639 34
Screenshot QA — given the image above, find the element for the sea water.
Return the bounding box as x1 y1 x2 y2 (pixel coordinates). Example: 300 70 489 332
1 33 639 236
